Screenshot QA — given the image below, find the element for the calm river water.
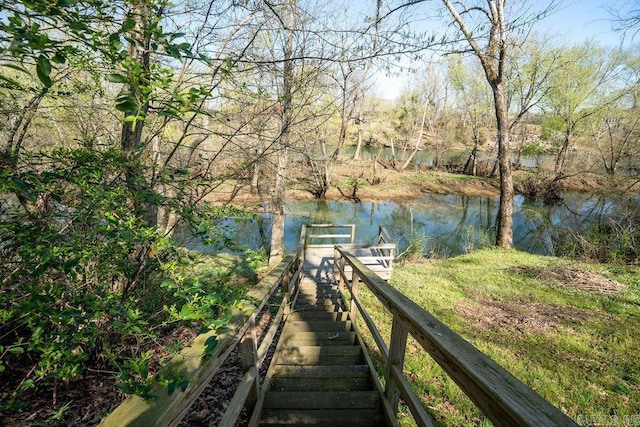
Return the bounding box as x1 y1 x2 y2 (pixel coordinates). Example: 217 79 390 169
178 192 639 258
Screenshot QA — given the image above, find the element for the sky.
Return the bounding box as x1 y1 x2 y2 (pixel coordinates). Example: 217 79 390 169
541 0 625 47
374 0 632 100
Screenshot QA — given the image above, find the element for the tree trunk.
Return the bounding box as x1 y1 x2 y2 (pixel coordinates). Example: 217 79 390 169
269 140 288 267
555 126 573 176
441 0 515 249
399 103 428 171
492 81 514 248
251 147 260 194
353 111 364 160
463 143 478 176
121 1 157 228
269 1 295 268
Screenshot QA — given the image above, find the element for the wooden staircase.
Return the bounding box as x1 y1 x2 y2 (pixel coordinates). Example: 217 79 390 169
255 277 388 426
101 224 575 427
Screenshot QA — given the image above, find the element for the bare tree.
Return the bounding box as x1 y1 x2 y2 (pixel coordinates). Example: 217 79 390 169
591 112 640 176
610 0 640 41
264 0 297 267
440 0 516 247
436 0 560 247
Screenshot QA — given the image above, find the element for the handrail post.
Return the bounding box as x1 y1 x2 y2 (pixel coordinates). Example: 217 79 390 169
350 271 359 326
350 224 355 244
282 263 293 316
386 314 408 415
338 254 346 293
240 313 259 411
300 224 308 248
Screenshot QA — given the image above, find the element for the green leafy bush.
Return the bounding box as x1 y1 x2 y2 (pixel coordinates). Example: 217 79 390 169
0 145 259 410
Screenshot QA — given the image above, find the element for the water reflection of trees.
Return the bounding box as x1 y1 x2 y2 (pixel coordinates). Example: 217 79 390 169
516 193 640 256
382 195 499 256
177 193 640 259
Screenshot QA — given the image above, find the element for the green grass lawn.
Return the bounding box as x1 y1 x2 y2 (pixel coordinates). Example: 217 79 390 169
357 248 640 426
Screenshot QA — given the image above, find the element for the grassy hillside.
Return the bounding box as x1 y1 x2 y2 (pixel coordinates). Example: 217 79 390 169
358 249 640 426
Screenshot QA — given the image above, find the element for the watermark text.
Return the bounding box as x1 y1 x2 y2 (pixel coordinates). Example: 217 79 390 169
576 414 640 426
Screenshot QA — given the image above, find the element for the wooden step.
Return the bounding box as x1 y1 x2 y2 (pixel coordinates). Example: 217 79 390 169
281 331 356 346
300 277 334 284
298 286 338 293
295 297 341 306
293 304 341 312
296 290 340 296
287 311 350 322
259 408 385 426
283 320 352 334
299 282 338 288
263 390 381 409
269 365 373 391
272 364 370 379
295 294 340 302
275 345 363 365
295 292 341 301
270 375 374 392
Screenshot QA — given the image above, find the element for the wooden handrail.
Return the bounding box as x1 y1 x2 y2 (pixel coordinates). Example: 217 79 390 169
304 223 355 246
299 224 307 248
334 247 577 427
378 224 394 245
376 225 396 269
99 246 303 427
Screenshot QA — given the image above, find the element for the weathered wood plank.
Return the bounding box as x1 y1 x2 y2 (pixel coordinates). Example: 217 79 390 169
259 408 385 426
293 304 341 312
281 339 357 348
390 365 434 427
386 315 408 413
295 297 337 306
296 290 340 297
307 233 353 239
283 320 352 333
281 331 356 343
297 286 340 293
351 294 389 362
287 311 350 321
218 366 258 427
264 391 381 409
275 346 363 365
270 376 373 391
295 297 341 306
272 364 369 378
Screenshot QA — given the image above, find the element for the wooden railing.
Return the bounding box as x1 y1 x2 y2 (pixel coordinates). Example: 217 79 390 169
378 224 394 245
334 247 578 427
377 224 395 270
304 223 355 247
99 246 303 427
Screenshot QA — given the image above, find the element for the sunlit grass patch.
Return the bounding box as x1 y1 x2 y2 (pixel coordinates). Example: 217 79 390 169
357 248 640 425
